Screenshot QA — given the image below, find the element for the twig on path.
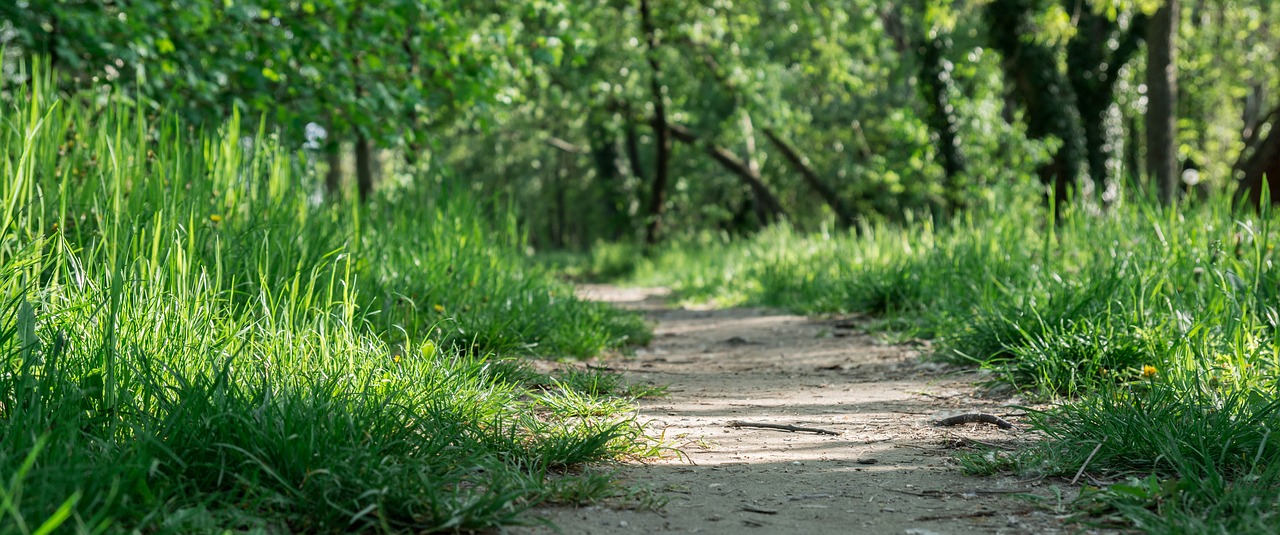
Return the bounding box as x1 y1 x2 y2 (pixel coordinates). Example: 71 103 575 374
727 421 841 436
909 390 958 400
933 413 1015 429
1071 438 1106 486
741 505 778 515
787 493 833 501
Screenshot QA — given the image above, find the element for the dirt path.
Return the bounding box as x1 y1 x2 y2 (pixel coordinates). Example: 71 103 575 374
509 286 1066 535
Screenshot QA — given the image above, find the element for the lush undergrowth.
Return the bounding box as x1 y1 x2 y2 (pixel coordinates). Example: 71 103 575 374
0 69 656 532
584 186 1280 532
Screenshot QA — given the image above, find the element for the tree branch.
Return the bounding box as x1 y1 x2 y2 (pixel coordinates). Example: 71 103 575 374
666 122 787 223
545 136 586 154
762 128 857 228
676 38 853 226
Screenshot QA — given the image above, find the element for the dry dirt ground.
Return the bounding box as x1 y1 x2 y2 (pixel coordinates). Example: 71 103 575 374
507 286 1072 535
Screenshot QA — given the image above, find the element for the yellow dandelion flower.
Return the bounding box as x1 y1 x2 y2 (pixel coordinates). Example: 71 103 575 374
209 214 223 223
1141 365 1158 378
433 304 445 313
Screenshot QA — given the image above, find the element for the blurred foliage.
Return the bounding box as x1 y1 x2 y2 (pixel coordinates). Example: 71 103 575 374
3 0 1278 246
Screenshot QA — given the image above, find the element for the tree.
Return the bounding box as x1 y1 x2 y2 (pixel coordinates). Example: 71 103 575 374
1233 105 1280 207
639 0 673 245
985 0 1089 205
1146 0 1179 205
3 0 504 201
1067 6 1148 203
916 1 966 202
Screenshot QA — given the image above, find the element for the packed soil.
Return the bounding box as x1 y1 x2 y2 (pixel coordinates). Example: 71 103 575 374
508 286 1070 535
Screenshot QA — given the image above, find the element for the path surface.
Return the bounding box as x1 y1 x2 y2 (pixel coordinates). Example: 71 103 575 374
509 286 1066 535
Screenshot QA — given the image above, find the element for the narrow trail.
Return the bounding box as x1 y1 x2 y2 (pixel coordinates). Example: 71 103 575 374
510 286 1066 535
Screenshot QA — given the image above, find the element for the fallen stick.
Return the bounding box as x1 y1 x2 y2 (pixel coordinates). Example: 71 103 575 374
727 421 841 436
1071 438 1106 486
787 493 833 501
915 510 999 521
933 413 1014 429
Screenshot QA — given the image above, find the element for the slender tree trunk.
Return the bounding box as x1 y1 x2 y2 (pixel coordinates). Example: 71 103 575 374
1243 84 1266 149
1244 124 1280 207
1147 0 1179 205
640 0 672 245
554 151 568 248
1126 114 1143 193
402 26 423 167
355 134 375 201
47 12 59 71
590 119 628 241
348 0 374 202
739 113 772 225
624 118 647 184
1067 10 1113 199
918 31 965 205
325 140 343 200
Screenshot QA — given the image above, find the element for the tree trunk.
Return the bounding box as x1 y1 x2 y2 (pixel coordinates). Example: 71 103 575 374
1146 0 1179 205
918 31 965 206
401 25 425 167
1066 9 1148 202
624 118 647 184
739 113 773 225
1067 12 1109 200
325 140 343 200
589 120 629 241
640 0 672 245
986 0 1088 208
355 133 374 201
554 150 568 248
1126 114 1143 192
47 12 59 71
1233 106 1280 208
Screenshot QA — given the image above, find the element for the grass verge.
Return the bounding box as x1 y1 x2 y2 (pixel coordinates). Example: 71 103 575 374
587 185 1280 532
0 64 657 532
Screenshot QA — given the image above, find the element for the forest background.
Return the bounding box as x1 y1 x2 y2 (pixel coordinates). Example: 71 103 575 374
8 0 1278 242
5 0 1280 533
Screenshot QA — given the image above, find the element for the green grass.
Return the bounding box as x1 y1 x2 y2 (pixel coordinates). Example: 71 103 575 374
0 62 657 532
590 184 1280 532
